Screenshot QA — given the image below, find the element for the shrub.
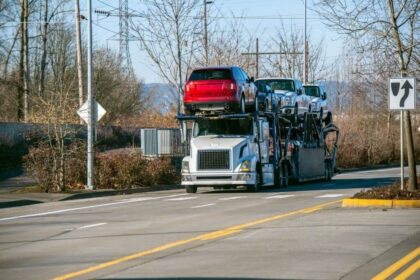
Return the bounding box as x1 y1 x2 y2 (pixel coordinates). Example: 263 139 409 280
24 141 86 192
95 150 179 189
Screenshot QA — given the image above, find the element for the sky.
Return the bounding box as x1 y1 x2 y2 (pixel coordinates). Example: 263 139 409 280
87 0 343 84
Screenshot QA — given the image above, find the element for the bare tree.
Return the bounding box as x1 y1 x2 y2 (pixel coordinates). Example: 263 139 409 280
315 0 419 190
131 0 201 113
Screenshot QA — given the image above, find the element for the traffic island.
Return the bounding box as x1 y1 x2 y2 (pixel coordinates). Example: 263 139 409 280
343 181 420 208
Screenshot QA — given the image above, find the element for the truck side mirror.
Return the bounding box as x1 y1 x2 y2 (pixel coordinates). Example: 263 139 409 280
249 76 255 83
297 88 302 95
323 92 327 100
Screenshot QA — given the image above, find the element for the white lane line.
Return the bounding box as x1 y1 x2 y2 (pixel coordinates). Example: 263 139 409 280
265 194 295 199
78 222 107 230
191 203 215 209
316 194 343 198
0 193 187 222
166 197 197 201
219 196 247 201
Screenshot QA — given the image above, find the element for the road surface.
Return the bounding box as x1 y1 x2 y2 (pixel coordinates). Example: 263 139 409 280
0 166 418 280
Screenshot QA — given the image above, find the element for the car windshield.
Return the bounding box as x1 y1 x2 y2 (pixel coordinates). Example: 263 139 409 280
193 119 253 137
189 69 232 81
260 79 295 92
304 86 320 97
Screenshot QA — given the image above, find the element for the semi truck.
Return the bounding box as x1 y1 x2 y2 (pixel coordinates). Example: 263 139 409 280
177 111 339 193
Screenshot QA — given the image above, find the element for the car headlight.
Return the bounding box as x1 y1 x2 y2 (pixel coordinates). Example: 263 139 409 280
182 161 190 173
284 96 292 105
239 160 251 172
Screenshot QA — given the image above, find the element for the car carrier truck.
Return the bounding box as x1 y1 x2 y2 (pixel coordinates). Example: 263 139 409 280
177 111 339 193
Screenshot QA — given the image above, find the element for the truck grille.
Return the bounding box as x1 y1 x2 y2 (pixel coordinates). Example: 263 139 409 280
197 150 230 170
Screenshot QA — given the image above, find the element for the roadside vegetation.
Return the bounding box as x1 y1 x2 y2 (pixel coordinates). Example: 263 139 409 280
353 179 420 200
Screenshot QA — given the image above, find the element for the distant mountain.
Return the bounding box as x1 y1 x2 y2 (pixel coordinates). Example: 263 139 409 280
142 83 178 113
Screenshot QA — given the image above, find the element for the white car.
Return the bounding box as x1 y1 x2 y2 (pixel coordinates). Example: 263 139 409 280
303 84 332 125
255 78 311 121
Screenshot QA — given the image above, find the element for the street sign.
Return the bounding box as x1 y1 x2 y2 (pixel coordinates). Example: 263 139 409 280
389 78 416 110
77 100 106 123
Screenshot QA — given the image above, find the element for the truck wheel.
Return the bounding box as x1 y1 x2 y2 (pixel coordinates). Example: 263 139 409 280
280 164 289 187
186 185 197 193
247 171 261 192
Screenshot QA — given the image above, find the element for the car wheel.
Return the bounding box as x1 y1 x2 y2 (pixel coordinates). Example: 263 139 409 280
186 185 197 193
319 107 324 127
239 95 246 114
293 103 298 124
325 112 332 126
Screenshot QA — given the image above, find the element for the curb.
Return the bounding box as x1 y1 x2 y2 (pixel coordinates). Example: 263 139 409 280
342 198 420 208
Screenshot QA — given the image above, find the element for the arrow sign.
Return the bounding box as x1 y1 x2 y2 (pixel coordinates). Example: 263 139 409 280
389 78 416 110
77 100 106 124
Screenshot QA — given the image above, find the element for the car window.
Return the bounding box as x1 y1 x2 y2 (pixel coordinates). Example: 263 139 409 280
189 69 232 81
233 68 243 81
261 80 294 91
240 69 249 81
304 86 320 97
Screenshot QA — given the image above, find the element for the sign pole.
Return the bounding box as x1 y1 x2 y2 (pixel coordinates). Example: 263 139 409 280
400 110 404 190
87 0 94 190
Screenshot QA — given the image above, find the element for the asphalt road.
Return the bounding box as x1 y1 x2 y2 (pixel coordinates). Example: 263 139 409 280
0 167 419 280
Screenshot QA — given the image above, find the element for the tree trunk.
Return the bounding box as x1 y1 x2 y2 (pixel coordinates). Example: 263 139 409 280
38 0 48 98
22 0 29 122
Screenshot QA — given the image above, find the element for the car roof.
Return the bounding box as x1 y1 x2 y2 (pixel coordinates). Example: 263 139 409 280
256 77 298 81
192 66 236 71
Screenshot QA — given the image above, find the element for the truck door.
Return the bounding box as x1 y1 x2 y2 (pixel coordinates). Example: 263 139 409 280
259 120 270 164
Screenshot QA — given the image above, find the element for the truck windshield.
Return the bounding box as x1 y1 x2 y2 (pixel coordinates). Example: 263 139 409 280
261 79 294 92
304 86 320 97
193 119 253 137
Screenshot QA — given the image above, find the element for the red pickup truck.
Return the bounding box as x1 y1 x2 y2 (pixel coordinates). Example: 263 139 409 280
183 66 257 115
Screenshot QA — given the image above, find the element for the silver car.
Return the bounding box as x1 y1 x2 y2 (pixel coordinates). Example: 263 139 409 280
255 78 311 119
303 84 332 124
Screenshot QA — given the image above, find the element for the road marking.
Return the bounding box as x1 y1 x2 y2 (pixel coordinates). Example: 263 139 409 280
316 194 343 198
0 194 187 222
78 223 107 230
219 196 247 201
395 260 419 280
166 197 197 201
372 247 420 280
265 194 295 199
191 203 215 209
54 199 341 280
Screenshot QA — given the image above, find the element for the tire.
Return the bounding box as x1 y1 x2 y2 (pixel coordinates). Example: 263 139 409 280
186 185 197 193
325 112 332 126
239 95 246 114
281 164 289 187
319 107 324 127
325 161 332 181
293 104 298 124
247 170 261 192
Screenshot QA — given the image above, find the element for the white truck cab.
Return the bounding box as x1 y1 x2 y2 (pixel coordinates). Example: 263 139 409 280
181 115 276 193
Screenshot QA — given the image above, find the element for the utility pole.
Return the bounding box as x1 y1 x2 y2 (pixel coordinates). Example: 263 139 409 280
75 0 84 115
86 0 95 190
242 38 302 78
303 0 308 84
203 0 213 66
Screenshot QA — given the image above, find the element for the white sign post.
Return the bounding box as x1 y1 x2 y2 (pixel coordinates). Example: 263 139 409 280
389 78 416 190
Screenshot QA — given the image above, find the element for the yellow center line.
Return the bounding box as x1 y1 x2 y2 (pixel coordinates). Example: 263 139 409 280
395 260 420 280
54 199 341 280
372 247 420 280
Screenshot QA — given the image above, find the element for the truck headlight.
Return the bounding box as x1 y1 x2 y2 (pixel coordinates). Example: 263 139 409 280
182 161 190 173
284 96 292 105
239 160 251 172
